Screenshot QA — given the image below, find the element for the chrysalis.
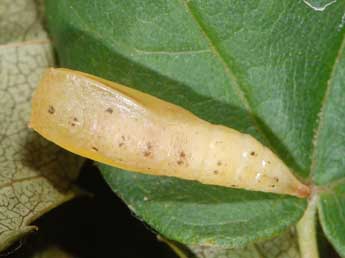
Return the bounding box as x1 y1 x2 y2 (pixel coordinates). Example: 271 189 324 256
30 68 310 198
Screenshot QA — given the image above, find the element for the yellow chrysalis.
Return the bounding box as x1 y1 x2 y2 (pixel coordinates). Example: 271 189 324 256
30 68 310 198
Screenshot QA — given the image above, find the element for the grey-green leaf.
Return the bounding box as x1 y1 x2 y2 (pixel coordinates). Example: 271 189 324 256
0 0 82 251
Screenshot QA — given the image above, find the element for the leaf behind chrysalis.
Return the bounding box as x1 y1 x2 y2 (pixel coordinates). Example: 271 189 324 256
0 0 82 251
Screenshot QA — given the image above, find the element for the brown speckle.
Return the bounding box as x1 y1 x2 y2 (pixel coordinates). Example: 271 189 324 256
217 161 222 166
213 170 218 175
119 135 127 147
105 107 113 114
143 142 153 157
69 117 79 127
48 105 55 114
144 151 152 157
267 161 271 164
231 184 237 187
147 142 153 150
250 151 256 156
274 177 279 182
177 151 188 166
92 146 99 151
271 184 275 188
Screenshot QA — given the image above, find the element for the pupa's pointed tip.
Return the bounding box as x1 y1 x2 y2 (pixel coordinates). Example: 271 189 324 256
295 183 311 198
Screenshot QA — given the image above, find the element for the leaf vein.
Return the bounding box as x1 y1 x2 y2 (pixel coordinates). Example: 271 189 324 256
0 175 42 189
309 28 345 180
0 39 50 49
180 0 274 147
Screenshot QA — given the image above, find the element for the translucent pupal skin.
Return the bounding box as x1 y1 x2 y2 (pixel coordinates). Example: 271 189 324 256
30 68 310 198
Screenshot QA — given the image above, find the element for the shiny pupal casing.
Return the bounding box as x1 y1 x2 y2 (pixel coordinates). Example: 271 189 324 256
30 68 310 198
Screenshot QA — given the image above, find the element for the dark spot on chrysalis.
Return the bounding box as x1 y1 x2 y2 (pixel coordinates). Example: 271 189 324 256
121 136 126 140
48 105 55 114
69 117 79 127
217 161 222 166
144 151 151 157
271 184 275 188
267 160 271 164
143 143 153 157
118 142 124 148
92 146 99 151
274 177 279 182
106 107 113 114
177 151 187 166
250 151 256 156
213 170 218 175
231 184 237 187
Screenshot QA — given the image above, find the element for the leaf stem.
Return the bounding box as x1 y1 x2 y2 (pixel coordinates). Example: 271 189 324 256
157 236 190 258
297 193 319 258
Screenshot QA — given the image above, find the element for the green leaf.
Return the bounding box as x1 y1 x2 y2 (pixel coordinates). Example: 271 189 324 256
308 1 345 255
319 182 345 257
312 39 345 185
45 0 345 254
0 0 82 252
101 165 305 247
159 228 301 258
189 229 300 258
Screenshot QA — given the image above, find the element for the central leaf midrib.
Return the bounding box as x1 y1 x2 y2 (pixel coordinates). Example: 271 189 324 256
309 26 345 184
181 0 274 149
